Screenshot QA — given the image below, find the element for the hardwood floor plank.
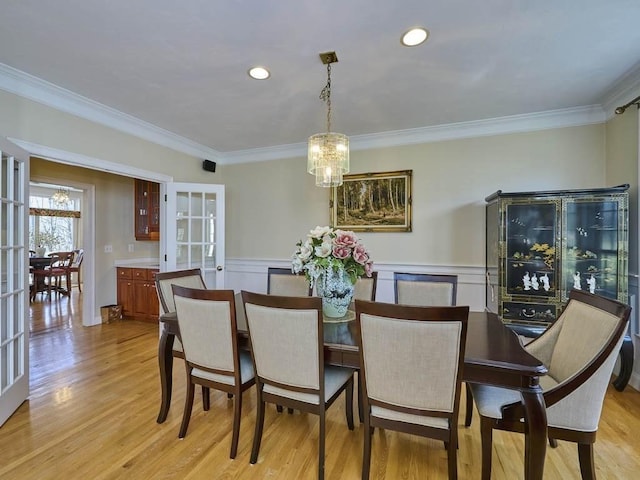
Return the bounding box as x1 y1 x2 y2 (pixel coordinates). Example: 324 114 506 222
2 293 638 479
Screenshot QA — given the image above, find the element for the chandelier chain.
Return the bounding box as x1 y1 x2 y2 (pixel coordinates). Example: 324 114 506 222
319 63 332 132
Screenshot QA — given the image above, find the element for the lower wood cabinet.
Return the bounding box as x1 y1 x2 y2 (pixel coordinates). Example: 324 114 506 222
117 267 159 323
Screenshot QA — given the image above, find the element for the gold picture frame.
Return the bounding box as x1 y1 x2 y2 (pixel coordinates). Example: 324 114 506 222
330 170 412 232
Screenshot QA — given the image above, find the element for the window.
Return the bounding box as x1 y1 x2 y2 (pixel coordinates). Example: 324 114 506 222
29 186 81 254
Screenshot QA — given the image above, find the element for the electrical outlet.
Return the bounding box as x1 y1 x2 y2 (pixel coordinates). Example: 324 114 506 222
104 245 113 253
128 244 135 253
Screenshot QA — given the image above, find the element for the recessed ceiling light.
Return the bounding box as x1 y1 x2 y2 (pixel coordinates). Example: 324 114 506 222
401 27 429 47
248 66 270 80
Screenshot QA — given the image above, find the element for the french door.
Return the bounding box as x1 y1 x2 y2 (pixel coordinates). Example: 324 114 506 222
161 183 225 288
0 138 29 426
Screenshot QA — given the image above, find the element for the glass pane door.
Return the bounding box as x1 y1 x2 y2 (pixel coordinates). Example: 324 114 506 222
162 183 225 288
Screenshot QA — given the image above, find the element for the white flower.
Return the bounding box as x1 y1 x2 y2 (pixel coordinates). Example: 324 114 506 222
315 241 332 258
308 225 332 239
298 242 313 261
292 256 304 273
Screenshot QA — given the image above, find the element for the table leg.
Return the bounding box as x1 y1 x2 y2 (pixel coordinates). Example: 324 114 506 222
522 388 547 480
156 328 175 424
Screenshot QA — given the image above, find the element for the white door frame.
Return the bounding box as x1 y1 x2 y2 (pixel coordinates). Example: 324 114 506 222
8 138 173 325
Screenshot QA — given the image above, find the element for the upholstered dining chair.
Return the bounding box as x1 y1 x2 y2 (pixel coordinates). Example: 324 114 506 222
353 271 378 301
393 272 458 306
267 267 312 296
470 289 631 480
355 299 469 480
31 251 73 301
155 269 209 406
172 286 255 459
241 291 355 480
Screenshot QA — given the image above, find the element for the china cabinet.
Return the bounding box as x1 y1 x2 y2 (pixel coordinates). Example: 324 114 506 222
485 184 629 327
134 179 160 241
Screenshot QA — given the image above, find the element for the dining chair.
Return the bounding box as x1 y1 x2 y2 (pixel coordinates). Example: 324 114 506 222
392 272 474 426
355 299 469 480
67 249 84 292
31 252 72 301
266 267 312 296
241 291 355 480
469 289 631 480
155 269 209 407
172 286 255 459
353 271 378 301
393 272 458 306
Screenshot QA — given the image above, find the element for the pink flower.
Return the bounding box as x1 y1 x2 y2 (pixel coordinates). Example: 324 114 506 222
332 245 351 259
334 230 358 248
352 244 369 264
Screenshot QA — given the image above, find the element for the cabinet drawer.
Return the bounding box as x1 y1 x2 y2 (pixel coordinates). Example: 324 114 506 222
117 267 133 279
133 268 150 280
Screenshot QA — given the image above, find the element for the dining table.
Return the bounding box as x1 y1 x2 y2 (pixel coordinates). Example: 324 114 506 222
156 294 548 480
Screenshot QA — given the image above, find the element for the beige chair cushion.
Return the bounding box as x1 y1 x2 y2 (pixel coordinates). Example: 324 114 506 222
244 303 319 390
268 274 310 296
396 280 454 306
353 276 375 301
360 313 462 413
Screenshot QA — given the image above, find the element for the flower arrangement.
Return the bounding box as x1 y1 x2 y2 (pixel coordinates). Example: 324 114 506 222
292 225 373 286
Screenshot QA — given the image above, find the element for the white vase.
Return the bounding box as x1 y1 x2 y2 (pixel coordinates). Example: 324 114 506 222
316 265 354 318
35 247 46 257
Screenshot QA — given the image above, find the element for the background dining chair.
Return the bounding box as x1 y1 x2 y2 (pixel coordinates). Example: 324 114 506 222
241 291 355 480
31 252 72 301
355 300 469 480
266 267 312 296
393 272 458 306
67 249 84 292
353 271 378 301
469 289 631 480
172 286 255 459
155 269 209 407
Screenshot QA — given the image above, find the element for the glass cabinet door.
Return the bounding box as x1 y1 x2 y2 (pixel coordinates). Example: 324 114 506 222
563 198 627 302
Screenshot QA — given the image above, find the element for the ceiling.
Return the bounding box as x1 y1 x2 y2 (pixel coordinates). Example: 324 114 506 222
2 1 640 163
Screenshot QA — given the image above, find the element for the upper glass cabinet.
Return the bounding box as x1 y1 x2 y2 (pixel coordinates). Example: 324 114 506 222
485 185 628 327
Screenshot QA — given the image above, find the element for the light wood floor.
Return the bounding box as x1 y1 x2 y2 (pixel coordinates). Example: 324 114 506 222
2 293 639 479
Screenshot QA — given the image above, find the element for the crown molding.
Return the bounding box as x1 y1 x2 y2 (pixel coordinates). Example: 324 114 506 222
222 105 606 165
601 63 640 119
0 62 608 167
0 63 220 161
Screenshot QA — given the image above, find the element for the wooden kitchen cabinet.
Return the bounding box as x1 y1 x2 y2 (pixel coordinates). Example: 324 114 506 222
117 267 159 322
134 179 160 241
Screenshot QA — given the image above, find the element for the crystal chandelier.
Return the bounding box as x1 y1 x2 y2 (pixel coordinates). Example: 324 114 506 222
51 188 70 206
308 51 349 187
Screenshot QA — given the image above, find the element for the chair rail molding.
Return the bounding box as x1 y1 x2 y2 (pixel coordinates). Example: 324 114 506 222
224 258 486 311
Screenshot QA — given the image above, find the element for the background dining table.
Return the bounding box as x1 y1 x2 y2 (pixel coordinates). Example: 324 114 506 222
157 293 548 480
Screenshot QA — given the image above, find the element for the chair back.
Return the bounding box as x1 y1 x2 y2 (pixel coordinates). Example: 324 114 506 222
242 291 323 396
353 271 378 301
267 267 312 296
155 268 205 314
50 251 74 269
527 289 630 430
355 300 468 418
172 286 240 379
71 249 84 268
394 272 458 306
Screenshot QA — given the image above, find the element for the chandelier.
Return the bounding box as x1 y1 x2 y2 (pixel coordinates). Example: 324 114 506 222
51 188 70 206
307 51 349 187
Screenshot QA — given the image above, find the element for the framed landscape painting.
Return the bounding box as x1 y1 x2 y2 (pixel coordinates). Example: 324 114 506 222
331 170 412 232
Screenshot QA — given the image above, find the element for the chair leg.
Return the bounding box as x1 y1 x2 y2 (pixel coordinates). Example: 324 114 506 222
357 372 364 423
362 411 372 480
178 380 196 438
250 391 266 464
345 377 354 430
549 437 558 448
480 417 493 480
77 270 82 292
447 430 458 480
318 410 326 480
276 405 283 413
464 383 473 427
230 388 242 459
578 443 596 480
202 386 210 411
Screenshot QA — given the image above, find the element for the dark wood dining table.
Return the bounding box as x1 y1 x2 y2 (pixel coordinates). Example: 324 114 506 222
156 296 548 480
